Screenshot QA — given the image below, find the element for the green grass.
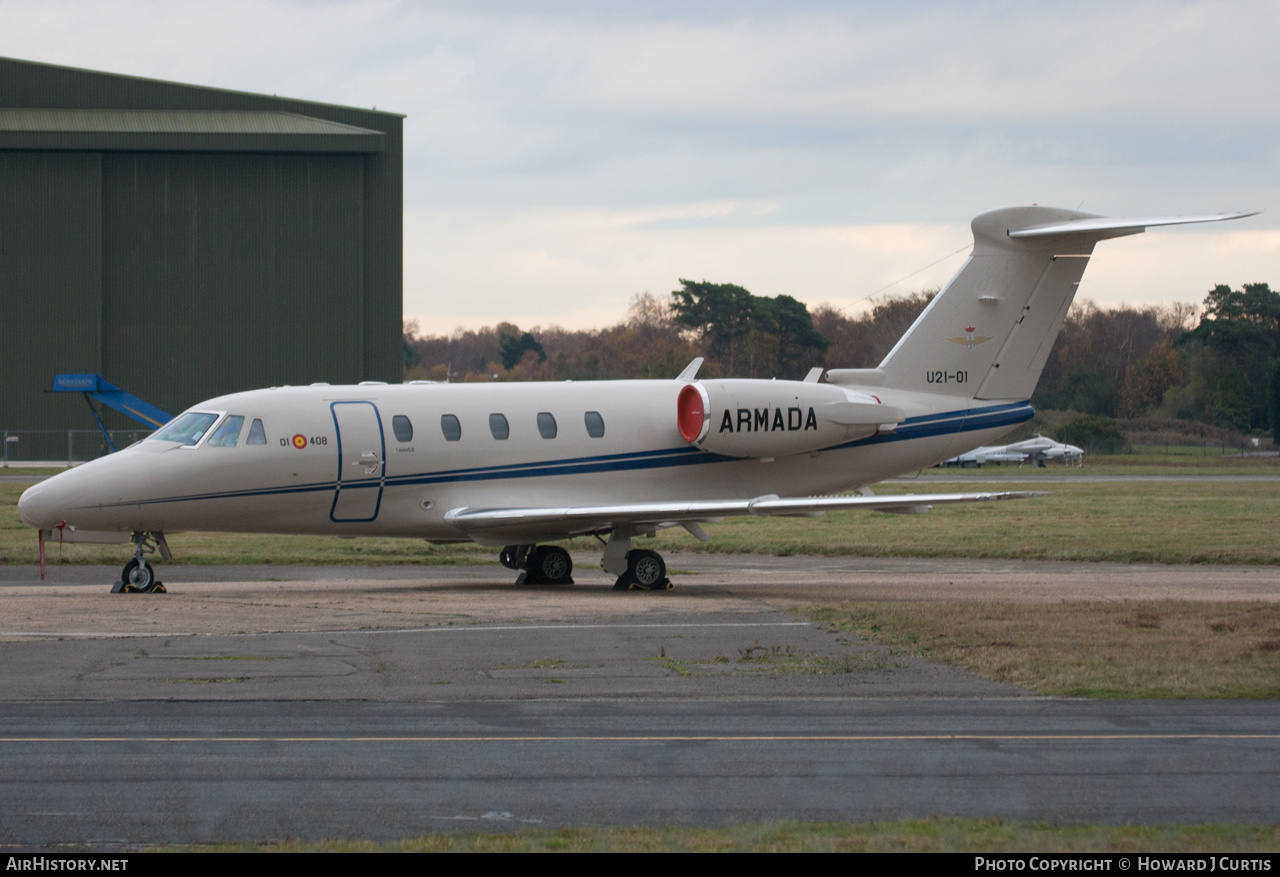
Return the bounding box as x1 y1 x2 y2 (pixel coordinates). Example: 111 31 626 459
181 819 1280 852
803 601 1280 698
642 481 1280 565
6 479 1280 566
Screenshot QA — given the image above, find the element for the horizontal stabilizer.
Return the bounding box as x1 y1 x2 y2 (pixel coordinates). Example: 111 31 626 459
1008 211 1259 239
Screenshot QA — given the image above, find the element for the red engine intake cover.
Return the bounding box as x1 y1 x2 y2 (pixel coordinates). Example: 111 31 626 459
676 383 709 443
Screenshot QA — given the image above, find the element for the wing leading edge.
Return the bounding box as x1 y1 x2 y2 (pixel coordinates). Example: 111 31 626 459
444 490 1043 540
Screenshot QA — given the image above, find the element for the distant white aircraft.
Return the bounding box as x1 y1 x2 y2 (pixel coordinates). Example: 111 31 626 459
18 206 1255 591
944 435 1084 467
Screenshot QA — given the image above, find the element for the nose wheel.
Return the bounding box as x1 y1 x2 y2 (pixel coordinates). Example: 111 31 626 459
119 558 161 592
111 532 168 593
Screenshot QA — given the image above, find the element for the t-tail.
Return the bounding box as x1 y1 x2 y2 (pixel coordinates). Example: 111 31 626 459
830 205 1257 400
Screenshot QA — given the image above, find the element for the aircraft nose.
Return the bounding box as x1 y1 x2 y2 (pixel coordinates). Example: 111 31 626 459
17 482 57 529
17 464 105 530
17 450 156 533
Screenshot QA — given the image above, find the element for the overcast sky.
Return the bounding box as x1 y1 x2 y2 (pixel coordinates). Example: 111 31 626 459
5 0 1278 333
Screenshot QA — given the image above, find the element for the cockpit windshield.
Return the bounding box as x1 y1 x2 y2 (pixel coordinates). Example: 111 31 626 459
206 415 245 447
151 412 220 446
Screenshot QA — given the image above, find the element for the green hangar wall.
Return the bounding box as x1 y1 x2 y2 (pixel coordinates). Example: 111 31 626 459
0 57 403 457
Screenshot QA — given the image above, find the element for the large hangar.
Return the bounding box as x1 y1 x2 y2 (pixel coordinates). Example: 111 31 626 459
0 57 403 458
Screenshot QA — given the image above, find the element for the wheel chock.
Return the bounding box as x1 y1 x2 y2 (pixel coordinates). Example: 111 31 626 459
112 580 165 594
612 575 674 592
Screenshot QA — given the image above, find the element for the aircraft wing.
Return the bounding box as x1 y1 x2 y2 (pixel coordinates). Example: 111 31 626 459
444 490 1044 540
978 452 1029 463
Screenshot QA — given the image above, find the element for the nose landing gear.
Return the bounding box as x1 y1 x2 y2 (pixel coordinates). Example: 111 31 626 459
111 532 170 594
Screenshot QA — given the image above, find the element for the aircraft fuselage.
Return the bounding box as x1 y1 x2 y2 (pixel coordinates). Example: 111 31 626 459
18 379 1030 544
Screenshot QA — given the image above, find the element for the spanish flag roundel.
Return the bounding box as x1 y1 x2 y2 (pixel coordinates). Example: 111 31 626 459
292 434 307 449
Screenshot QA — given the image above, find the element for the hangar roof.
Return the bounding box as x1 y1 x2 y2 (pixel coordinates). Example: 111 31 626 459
0 108 384 152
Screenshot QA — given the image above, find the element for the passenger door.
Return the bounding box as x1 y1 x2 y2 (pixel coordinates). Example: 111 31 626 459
330 401 385 522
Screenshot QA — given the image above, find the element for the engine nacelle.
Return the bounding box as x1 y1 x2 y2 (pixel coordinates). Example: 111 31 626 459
676 379 902 458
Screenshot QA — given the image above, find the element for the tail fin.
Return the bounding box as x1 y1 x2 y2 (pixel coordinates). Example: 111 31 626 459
868 205 1257 401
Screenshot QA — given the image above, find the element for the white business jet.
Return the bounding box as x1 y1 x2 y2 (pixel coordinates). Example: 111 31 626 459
945 435 1084 467
18 206 1254 591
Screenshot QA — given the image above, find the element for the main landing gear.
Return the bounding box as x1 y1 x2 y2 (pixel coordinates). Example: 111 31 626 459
110 532 170 594
499 544 574 585
497 534 673 591
602 528 673 590
612 548 672 591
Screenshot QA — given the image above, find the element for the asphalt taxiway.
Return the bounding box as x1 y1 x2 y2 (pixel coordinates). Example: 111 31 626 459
1 556 1278 847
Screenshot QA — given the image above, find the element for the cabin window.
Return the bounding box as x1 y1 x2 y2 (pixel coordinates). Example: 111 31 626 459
585 411 605 438
246 419 267 445
392 415 414 443
207 415 245 447
153 411 219 446
537 412 557 439
440 414 462 442
489 413 510 440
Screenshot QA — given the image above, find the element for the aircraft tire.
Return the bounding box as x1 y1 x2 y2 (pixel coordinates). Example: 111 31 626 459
626 549 666 590
499 545 522 570
529 545 573 585
121 558 155 593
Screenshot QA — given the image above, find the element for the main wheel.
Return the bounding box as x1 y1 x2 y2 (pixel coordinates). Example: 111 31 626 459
121 558 155 592
626 549 666 589
529 545 573 585
499 545 522 570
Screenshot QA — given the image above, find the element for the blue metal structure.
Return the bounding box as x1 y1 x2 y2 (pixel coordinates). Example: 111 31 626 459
50 374 172 452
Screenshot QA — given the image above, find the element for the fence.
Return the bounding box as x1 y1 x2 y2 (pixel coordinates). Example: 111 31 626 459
2 429 153 466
